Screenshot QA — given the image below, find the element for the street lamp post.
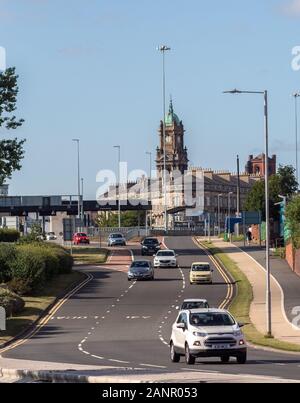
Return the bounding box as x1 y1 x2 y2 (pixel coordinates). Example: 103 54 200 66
237 155 241 236
114 145 121 229
146 151 152 234
228 191 233 240
293 92 300 186
224 88 272 337
218 194 222 236
158 45 171 232
72 139 81 226
81 177 84 227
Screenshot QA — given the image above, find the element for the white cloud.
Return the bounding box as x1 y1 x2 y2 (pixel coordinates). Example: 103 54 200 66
282 0 300 17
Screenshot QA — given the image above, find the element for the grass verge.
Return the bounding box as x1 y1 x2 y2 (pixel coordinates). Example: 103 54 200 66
0 271 85 346
69 247 109 265
202 241 300 353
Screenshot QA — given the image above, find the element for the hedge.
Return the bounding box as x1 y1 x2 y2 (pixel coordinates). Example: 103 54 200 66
0 229 20 243
0 244 17 283
0 243 74 296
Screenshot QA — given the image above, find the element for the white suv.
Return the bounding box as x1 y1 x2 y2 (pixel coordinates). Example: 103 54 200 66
170 309 247 365
154 250 178 268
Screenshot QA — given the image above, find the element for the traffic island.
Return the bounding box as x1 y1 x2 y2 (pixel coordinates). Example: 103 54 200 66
196 239 300 353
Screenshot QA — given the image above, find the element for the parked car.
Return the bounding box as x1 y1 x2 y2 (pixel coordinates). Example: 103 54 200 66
108 233 126 247
73 232 90 245
178 299 209 310
141 238 161 255
190 262 213 285
46 232 57 241
170 309 247 365
154 250 178 268
128 261 155 281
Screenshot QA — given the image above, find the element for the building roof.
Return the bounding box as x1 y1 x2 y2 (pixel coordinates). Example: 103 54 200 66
165 99 180 126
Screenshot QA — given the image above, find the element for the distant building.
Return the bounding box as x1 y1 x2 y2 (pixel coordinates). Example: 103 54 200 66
0 184 9 196
99 100 264 229
245 154 277 177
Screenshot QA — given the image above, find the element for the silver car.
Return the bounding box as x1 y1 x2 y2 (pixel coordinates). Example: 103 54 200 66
128 261 155 281
108 233 126 247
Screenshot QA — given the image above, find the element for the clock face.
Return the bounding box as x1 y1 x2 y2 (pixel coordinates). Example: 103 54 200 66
166 135 172 144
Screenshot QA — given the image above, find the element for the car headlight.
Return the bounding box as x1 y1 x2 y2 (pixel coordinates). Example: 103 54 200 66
234 330 243 337
193 331 208 337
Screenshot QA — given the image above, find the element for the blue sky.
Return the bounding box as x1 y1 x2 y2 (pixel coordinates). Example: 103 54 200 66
1 0 300 198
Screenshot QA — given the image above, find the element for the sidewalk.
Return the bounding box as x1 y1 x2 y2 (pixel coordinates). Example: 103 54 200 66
235 243 300 324
208 238 300 345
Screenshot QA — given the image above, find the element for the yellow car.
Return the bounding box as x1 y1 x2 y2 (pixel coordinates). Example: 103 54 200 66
190 262 213 285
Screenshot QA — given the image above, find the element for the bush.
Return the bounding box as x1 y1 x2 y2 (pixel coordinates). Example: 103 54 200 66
0 244 17 283
4 243 73 296
9 246 47 295
0 286 25 316
0 229 20 243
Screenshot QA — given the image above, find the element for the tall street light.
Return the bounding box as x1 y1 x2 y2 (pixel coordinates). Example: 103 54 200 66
158 45 171 232
293 92 300 185
218 194 223 236
72 139 81 221
224 88 272 337
114 145 121 229
146 151 152 232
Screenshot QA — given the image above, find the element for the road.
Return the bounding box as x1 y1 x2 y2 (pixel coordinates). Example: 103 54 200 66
2 236 300 381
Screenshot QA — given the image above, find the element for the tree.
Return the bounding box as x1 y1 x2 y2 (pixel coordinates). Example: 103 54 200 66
95 211 145 228
244 165 299 221
0 67 25 185
277 165 298 198
285 196 300 248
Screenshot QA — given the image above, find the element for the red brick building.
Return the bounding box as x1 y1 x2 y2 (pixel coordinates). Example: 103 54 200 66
245 154 277 176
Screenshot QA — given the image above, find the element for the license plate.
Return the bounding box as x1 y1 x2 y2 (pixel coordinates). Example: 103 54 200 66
212 345 230 350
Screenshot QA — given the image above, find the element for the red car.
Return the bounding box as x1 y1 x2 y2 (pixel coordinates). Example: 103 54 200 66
73 232 90 245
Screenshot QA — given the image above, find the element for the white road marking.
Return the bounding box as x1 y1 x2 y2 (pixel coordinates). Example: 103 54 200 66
91 355 104 360
109 359 130 364
140 364 167 369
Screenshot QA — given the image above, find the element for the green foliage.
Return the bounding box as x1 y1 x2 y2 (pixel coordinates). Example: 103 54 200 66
244 165 298 221
96 211 146 228
286 196 300 248
0 244 17 283
2 243 73 295
0 286 25 316
0 228 20 243
277 165 298 197
0 67 26 186
18 223 43 244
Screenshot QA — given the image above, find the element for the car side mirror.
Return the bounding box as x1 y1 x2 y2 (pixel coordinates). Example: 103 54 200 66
238 322 245 328
176 323 186 330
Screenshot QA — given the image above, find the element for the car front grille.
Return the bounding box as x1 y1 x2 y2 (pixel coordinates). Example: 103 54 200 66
161 260 171 264
204 337 236 347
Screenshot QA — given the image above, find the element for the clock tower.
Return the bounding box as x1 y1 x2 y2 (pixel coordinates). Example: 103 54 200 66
156 99 189 177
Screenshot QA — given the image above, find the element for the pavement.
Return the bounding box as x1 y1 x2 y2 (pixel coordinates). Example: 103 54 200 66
236 242 300 324
207 238 300 344
1 236 300 383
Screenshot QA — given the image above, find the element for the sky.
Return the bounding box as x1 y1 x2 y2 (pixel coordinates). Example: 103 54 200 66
1 0 300 198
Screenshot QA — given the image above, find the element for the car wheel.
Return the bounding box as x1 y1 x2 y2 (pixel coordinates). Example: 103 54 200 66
221 356 230 364
185 344 195 365
170 343 180 363
236 352 247 364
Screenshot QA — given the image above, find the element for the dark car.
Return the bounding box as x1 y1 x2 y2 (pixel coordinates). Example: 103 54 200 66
128 261 155 281
141 238 161 256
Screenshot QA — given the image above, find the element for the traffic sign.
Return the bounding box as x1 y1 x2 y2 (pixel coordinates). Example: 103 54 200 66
0 307 6 331
242 212 261 226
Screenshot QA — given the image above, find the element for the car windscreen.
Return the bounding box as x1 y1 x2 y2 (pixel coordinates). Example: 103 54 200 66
143 239 159 245
190 313 235 327
77 233 87 237
157 251 175 257
111 234 123 239
192 265 210 272
182 302 208 310
131 262 150 268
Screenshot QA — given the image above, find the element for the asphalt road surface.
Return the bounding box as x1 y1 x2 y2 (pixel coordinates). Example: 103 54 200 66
3 237 300 381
